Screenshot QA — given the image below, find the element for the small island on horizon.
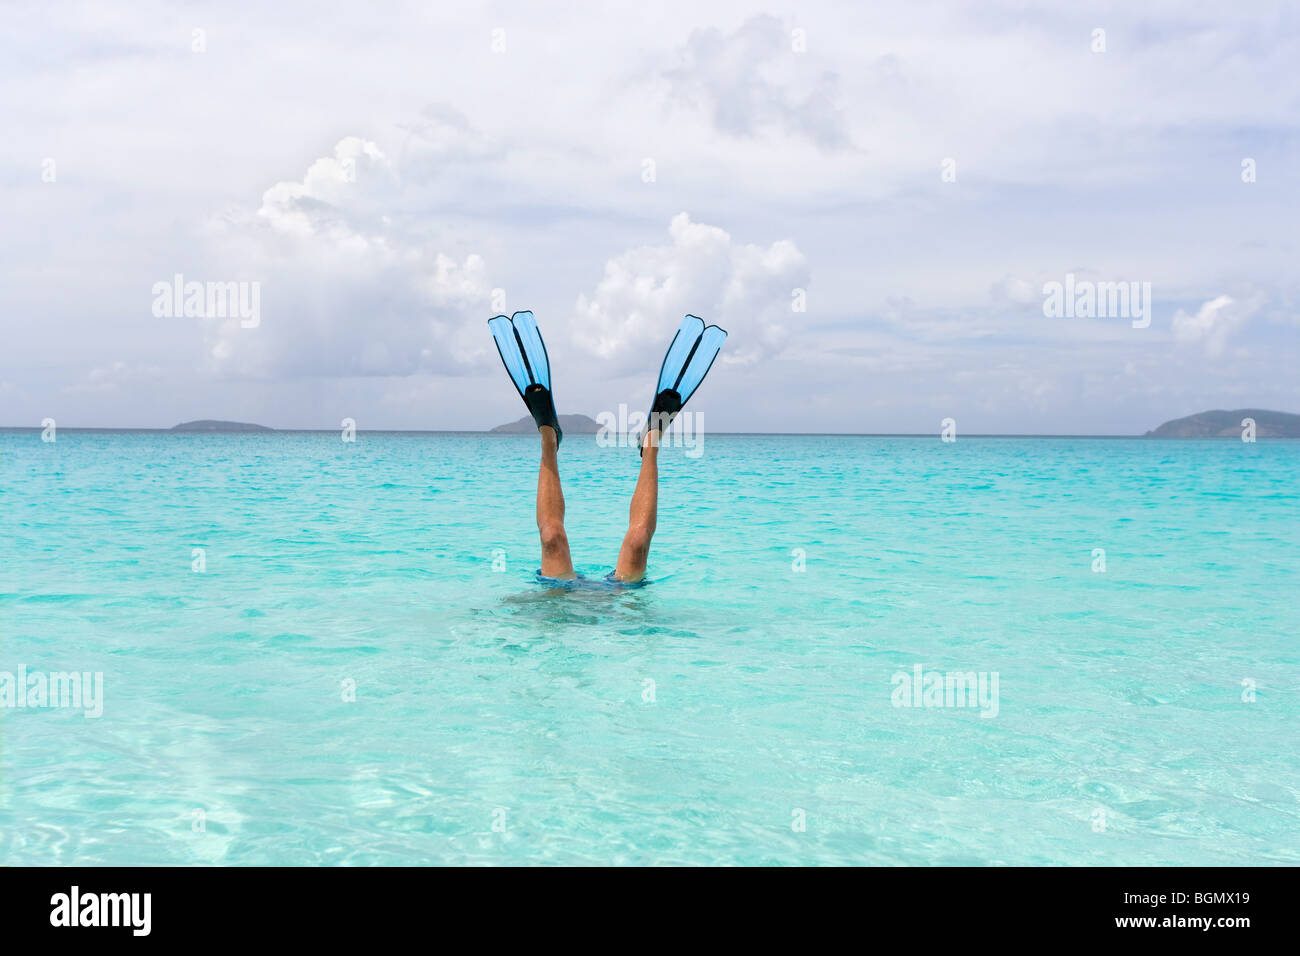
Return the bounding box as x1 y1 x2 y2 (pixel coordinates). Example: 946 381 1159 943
490 413 604 434
171 419 276 433
1143 408 1300 438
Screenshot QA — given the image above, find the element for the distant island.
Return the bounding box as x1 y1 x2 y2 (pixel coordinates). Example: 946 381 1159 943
1145 409 1300 438
491 413 604 434
171 420 275 433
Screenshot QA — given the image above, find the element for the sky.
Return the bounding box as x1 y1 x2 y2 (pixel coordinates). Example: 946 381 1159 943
2 0 1297 434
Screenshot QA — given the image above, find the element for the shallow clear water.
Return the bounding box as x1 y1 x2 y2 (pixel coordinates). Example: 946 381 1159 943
0 431 1296 865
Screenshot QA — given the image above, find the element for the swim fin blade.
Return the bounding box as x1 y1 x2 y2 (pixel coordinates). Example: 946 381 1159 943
641 314 727 453
488 310 562 446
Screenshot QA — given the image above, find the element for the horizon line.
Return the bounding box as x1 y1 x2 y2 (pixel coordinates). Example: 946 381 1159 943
2 425 1291 439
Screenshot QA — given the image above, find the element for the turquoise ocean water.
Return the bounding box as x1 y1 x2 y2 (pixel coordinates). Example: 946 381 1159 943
0 430 1296 865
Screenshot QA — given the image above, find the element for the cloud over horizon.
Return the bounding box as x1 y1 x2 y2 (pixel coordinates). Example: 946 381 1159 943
575 213 808 369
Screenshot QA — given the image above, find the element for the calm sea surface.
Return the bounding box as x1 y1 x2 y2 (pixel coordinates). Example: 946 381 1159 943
1 431 1296 864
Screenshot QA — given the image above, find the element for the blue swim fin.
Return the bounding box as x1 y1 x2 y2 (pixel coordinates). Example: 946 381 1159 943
641 315 727 452
488 311 562 446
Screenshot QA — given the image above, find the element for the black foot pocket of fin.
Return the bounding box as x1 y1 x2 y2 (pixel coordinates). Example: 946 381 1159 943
524 384 562 447
639 389 682 456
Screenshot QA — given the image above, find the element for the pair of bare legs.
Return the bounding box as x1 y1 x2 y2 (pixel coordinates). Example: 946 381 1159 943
535 425 659 583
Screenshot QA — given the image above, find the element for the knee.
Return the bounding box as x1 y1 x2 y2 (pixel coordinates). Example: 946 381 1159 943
539 522 568 555
622 524 653 562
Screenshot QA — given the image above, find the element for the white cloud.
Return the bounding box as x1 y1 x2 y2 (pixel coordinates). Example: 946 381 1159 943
664 14 851 149
203 137 492 378
990 275 1037 307
574 212 808 367
257 137 397 245
1171 295 1255 357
